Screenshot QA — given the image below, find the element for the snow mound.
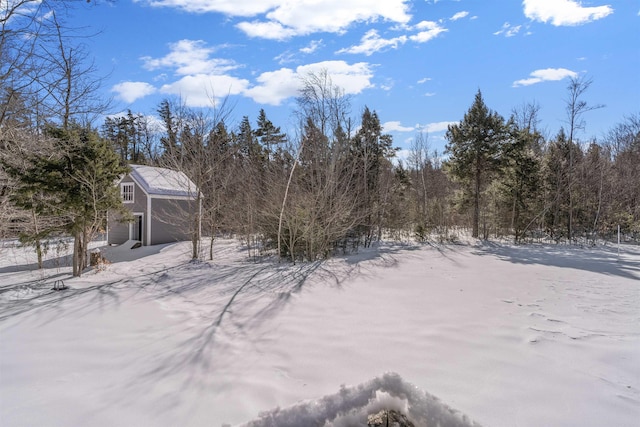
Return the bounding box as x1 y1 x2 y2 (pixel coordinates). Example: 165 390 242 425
243 372 481 427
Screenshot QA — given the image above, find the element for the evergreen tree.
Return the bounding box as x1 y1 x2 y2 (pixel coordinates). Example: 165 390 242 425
498 121 542 242
233 116 266 251
101 110 147 164
157 99 179 155
201 120 234 258
5 124 128 276
582 141 611 240
255 108 286 155
236 115 264 161
351 107 395 246
543 128 583 240
445 90 507 238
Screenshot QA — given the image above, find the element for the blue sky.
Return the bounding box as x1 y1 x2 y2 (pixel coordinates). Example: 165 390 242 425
69 0 639 154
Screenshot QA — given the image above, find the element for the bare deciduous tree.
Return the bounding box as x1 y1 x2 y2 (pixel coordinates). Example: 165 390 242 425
564 76 603 241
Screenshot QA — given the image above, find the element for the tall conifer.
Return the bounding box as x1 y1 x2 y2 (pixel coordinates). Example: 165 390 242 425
445 90 507 238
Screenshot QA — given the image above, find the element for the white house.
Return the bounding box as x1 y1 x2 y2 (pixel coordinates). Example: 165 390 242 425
107 164 201 246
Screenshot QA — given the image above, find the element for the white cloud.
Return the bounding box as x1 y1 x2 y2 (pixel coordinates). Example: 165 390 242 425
384 120 454 135
236 20 298 40
417 77 432 84
139 0 280 16
424 92 436 97
420 121 456 133
339 21 446 55
238 0 411 39
141 0 411 39
383 121 415 132
137 39 253 107
243 68 299 105
153 73 169 82
450 11 469 21
409 21 448 43
274 51 296 65
141 40 238 75
512 67 578 87
300 39 323 54
297 61 374 94
494 22 522 37
523 0 613 26
159 74 250 107
258 0 411 36
112 81 157 103
337 29 407 56
244 61 374 105
131 37 374 107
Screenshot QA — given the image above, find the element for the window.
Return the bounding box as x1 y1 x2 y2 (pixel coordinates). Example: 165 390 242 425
121 183 134 203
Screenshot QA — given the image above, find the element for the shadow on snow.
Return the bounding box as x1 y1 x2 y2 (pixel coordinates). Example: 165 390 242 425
471 241 640 281
1 242 418 413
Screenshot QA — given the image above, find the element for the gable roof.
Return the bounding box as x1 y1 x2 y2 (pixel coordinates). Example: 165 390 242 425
129 164 198 198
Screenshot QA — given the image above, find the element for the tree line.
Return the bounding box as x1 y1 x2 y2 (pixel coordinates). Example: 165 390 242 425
445 85 639 244
1 2 638 276
102 75 640 262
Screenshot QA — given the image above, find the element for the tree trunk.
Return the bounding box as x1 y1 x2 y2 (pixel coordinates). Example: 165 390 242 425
72 230 82 277
36 239 43 270
81 225 89 271
473 164 481 238
32 210 43 269
592 163 604 242
278 145 299 262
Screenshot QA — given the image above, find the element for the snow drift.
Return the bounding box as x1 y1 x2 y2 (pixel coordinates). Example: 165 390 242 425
243 372 480 427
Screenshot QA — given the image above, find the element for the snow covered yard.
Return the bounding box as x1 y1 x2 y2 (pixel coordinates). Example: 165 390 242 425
0 239 638 426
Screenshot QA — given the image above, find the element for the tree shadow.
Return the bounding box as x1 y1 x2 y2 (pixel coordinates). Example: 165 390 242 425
0 261 186 323
0 241 172 275
471 242 640 280
0 241 183 316
0 278 124 323
1 241 423 418
116 244 419 409
0 252 73 274
98 242 171 264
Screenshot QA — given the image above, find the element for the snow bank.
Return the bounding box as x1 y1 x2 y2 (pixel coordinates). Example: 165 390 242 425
243 372 480 427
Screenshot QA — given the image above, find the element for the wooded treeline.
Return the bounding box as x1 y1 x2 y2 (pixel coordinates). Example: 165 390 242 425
1 1 639 273
108 79 637 264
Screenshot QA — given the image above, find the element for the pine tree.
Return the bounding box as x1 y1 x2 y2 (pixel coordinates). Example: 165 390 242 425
255 108 286 155
157 99 179 155
499 121 542 242
445 90 507 238
351 107 395 246
5 124 128 276
543 128 583 241
101 110 147 164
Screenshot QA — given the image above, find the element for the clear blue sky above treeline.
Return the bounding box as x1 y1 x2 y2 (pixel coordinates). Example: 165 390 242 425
68 0 639 155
